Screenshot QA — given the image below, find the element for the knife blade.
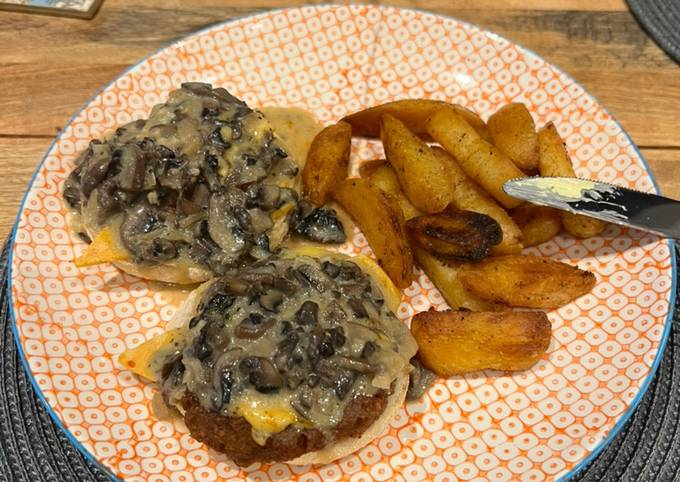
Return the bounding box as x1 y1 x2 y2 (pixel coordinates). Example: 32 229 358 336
503 177 680 239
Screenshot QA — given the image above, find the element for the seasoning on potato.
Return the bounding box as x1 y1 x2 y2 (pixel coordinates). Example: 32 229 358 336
510 203 562 247
487 103 539 171
332 178 414 288
411 309 552 376
427 106 525 209
343 99 493 142
302 120 352 205
407 211 501 261
430 147 523 255
360 161 422 220
380 114 455 213
413 247 501 312
537 122 605 238
459 255 596 309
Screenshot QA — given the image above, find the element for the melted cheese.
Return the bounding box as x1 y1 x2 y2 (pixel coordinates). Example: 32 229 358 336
118 328 186 381
233 393 301 445
74 225 130 267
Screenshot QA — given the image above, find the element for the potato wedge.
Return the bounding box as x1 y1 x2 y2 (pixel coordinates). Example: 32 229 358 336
459 255 596 309
488 103 539 171
74 226 130 267
413 247 501 312
302 121 352 205
430 147 523 255
510 203 562 247
332 178 413 288
361 162 422 220
427 106 524 208
411 309 551 375
407 211 501 261
358 159 387 178
380 114 455 213
537 122 605 238
342 99 493 142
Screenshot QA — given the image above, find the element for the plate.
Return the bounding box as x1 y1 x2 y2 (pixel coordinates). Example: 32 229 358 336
8 5 676 482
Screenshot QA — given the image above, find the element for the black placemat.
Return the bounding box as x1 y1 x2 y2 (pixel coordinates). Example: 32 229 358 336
628 0 680 64
1 240 679 482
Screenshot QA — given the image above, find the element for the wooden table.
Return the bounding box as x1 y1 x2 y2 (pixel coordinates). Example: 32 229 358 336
1 0 678 239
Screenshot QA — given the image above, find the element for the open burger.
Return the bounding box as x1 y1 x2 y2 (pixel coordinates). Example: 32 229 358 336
120 248 420 465
63 83 344 284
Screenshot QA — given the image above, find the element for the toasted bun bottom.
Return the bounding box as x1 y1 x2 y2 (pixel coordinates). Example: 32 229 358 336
112 259 212 285
287 369 410 466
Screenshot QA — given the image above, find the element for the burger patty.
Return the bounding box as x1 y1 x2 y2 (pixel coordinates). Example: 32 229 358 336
182 390 388 466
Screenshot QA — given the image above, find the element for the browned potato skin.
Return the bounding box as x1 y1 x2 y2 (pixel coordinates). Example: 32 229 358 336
380 114 455 213
430 147 523 255
361 162 422 220
342 99 493 142
510 203 562 247
407 211 502 261
358 159 387 178
412 309 552 375
302 121 352 205
413 247 502 312
427 106 525 209
459 255 596 309
488 103 539 171
332 178 413 288
537 122 605 238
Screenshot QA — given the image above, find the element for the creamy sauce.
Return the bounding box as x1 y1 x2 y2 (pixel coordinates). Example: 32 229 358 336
261 107 323 170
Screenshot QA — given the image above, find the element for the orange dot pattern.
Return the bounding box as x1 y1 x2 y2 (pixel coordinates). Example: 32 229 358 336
10 5 674 482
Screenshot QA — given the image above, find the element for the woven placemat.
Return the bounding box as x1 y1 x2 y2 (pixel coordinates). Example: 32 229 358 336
1 240 679 482
627 0 680 64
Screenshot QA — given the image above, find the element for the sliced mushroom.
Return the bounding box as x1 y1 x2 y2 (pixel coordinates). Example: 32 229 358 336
294 301 319 325
234 313 275 340
117 144 147 191
293 207 346 244
80 143 113 198
259 290 283 312
239 356 283 393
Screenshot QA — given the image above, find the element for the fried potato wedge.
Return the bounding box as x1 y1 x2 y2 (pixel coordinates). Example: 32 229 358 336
332 178 414 288
342 99 492 142
302 121 352 205
431 147 523 255
459 255 596 309
407 211 501 261
411 309 551 375
427 106 524 208
380 114 455 213
74 226 131 267
413 247 501 312
358 159 387 178
537 122 605 238
361 162 422 220
510 203 562 247
488 103 539 171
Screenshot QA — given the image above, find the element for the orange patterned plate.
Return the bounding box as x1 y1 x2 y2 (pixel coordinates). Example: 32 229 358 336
8 5 676 482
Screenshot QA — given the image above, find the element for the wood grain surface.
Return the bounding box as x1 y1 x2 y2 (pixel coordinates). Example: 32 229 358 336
0 0 678 238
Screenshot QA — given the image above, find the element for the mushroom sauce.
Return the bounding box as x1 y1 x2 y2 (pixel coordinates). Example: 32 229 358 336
155 254 417 444
62 83 345 275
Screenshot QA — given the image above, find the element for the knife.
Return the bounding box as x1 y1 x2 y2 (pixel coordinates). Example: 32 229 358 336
503 177 680 240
